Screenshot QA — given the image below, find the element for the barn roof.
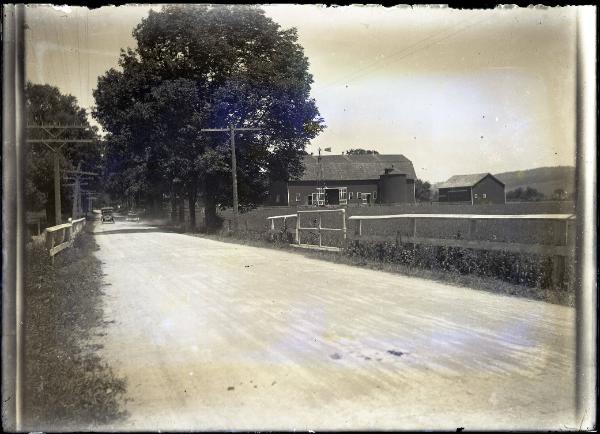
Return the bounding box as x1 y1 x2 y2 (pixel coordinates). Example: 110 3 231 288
437 173 503 189
296 154 416 181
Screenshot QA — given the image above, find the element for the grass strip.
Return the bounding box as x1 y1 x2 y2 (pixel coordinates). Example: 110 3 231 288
24 223 127 431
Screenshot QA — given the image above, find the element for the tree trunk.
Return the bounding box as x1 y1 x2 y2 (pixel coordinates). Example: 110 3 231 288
188 187 197 231
45 188 56 226
204 193 220 233
170 192 177 223
178 194 185 224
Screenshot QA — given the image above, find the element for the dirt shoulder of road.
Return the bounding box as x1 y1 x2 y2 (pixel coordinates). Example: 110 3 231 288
24 223 128 431
164 225 574 307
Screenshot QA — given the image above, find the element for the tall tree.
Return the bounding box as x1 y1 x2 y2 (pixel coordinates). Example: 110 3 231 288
26 82 101 224
93 5 325 230
506 186 545 202
415 179 432 202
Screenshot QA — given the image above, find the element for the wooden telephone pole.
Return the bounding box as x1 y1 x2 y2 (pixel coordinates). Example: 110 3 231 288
27 125 95 224
201 124 261 231
81 190 99 217
63 162 97 219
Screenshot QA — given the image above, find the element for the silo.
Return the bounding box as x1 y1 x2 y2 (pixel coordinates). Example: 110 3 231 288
379 169 407 204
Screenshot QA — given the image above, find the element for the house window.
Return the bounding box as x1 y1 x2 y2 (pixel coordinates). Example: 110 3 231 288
307 195 313 205
474 193 478 199
295 193 301 202
339 187 348 205
373 191 377 199
357 192 361 200
349 191 354 200
314 188 325 206
482 193 487 199
275 194 280 203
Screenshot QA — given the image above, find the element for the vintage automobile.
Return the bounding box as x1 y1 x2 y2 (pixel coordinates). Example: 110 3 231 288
126 210 140 222
101 207 115 224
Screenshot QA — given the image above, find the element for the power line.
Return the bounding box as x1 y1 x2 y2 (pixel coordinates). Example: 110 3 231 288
321 21 467 89
318 15 492 94
86 9 90 109
75 9 82 103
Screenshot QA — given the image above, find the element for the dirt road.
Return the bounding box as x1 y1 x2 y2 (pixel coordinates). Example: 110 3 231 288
92 221 576 431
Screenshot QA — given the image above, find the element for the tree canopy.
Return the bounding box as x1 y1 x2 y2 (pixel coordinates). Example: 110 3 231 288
415 179 432 202
93 5 325 229
506 186 545 202
26 82 101 224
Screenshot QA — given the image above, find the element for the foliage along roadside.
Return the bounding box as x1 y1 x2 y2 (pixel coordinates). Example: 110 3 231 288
24 225 127 431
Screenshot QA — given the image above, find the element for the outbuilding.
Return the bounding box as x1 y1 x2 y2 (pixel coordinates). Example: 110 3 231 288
268 154 417 206
437 173 505 205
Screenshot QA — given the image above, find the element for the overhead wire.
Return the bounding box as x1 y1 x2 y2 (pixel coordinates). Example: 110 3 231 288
317 14 492 95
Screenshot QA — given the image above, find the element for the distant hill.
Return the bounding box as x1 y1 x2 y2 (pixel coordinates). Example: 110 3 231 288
494 166 575 197
432 166 576 198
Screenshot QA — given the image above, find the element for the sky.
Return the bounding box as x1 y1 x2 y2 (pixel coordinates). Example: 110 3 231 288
24 4 578 183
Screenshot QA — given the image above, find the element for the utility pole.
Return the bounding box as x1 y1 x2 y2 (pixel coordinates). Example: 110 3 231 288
63 162 96 219
27 125 95 224
81 191 99 217
201 123 261 231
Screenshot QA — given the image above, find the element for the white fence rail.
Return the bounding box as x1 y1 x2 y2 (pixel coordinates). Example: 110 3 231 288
44 217 86 260
296 209 347 250
266 214 297 231
266 209 347 251
348 213 576 286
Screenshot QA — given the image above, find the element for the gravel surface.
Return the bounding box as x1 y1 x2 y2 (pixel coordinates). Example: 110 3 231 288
93 221 576 431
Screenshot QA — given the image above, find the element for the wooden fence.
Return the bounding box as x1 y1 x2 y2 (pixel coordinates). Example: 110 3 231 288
348 213 576 286
265 211 576 285
44 217 87 261
268 209 347 252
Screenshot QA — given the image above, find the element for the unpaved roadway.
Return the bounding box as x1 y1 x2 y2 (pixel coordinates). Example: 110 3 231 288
92 221 576 431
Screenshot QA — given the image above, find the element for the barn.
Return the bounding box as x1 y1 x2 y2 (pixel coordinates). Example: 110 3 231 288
437 173 505 205
268 154 417 206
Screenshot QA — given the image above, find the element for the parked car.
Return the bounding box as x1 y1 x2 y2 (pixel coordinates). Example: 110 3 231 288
126 210 140 222
101 207 115 224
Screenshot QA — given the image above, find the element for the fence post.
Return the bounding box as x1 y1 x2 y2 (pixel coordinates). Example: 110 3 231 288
341 209 347 241
45 230 53 251
270 218 275 231
296 213 300 245
318 213 322 247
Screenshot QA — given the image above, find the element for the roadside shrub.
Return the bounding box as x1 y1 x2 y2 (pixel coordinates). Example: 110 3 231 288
343 240 569 292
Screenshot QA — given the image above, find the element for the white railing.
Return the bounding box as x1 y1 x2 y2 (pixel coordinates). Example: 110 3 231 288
44 217 87 260
71 217 86 235
348 213 576 286
266 209 347 251
266 214 297 231
296 208 346 250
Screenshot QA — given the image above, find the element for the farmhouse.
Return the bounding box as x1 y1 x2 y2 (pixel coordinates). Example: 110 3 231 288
269 154 417 206
437 173 505 205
